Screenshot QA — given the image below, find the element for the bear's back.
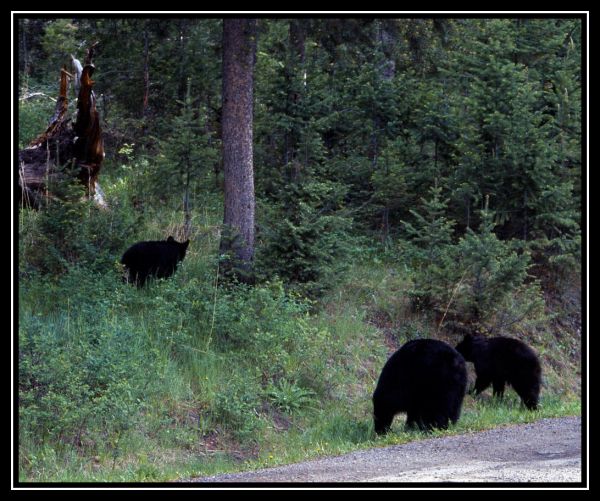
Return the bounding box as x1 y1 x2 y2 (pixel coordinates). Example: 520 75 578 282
121 240 178 267
488 337 539 363
378 339 466 391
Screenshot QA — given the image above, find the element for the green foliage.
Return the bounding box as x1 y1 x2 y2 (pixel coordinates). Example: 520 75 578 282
19 176 140 277
401 190 545 329
41 19 80 74
18 88 56 149
452 209 545 329
400 185 460 310
149 81 219 209
265 379 317 414
18 270 166 457
256 179 353 297
17 17 582 482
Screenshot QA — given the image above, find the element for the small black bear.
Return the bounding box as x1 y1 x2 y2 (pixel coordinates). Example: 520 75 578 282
372 339 467 434
455 334 542 410
121 236 190 287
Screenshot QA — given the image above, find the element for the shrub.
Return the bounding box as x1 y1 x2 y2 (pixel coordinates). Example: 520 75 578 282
256 179 353 298
265 379 317 414
19 302 165 453
19 176 140 278
401 190 545 330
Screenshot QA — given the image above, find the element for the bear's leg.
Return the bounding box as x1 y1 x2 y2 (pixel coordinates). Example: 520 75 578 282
129 268 142 286
373 392 396 435
473 374 492 395
136 270 150 287
426 411 449 430
448 395 462 424
492 379 506 399
405 411 421 431
523 395 539 411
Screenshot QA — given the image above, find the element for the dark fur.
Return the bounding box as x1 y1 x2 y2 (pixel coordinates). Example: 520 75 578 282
455 334 542 410
121 236 190 287
372 339 467 434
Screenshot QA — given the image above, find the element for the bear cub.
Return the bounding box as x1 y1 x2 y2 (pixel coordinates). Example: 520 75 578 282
121 236 190 287
372 339 467 434
455 334 541 410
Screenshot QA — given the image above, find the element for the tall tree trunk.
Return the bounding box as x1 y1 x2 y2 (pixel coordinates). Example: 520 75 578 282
177 18 189 102
20 19 30 79
219 18 257 283
142 28 150 130
284 19 307 180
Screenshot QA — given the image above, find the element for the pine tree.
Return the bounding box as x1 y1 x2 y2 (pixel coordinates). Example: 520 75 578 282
401 184 460 310
454 202 539 326
152 79 218 237
442 18 581 270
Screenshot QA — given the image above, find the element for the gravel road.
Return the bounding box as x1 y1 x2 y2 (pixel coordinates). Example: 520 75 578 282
189 416 583 484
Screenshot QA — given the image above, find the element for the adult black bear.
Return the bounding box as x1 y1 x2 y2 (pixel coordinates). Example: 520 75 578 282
372 339 467 434
121 236 190 287
455 334 542 410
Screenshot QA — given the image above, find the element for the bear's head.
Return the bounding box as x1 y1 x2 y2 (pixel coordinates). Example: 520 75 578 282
455 333 475 361
455 333 488 362
372 393 394 435
167 236 190 262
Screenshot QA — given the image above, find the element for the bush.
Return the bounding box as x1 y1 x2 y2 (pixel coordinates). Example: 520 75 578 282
265 379 317 414
452 210 544 327
19 176 141 278
19 301 165 453
256 179 353 298
400 184 461 311
18 88 56 149
401 192 545 330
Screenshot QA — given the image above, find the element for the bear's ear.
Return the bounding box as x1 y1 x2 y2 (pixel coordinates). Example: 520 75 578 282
182 240 190 250
463 333 473 341
167 236 175 243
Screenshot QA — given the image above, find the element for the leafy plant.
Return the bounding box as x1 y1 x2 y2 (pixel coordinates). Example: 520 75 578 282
265 379 317 414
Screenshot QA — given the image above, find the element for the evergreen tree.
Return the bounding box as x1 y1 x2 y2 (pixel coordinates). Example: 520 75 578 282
151 79 218 236
256 174 352 298
401 184 460 310
453 203 540 327
442 18 581 266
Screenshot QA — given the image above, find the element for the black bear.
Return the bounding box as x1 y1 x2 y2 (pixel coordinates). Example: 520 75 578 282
372 339 467 434
121 236 190 286
455 334 541 410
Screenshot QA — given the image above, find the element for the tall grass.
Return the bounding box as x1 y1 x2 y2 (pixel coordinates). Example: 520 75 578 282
17 203 581 483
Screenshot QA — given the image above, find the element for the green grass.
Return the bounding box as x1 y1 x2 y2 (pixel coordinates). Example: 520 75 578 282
17 204 582 483
18 391 580 483
229 394 581 475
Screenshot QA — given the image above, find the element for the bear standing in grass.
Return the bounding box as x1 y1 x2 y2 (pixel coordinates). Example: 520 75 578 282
455 334 541 410
121 236 190 287
372 339 467 434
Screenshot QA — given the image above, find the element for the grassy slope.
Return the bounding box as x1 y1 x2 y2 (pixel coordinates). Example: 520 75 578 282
17 242 580 481
17 196 582 483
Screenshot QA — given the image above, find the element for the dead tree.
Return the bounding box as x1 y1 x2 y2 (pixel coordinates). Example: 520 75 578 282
18 43 105 209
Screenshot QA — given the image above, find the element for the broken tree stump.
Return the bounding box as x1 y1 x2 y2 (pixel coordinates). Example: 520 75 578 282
18 43 105 209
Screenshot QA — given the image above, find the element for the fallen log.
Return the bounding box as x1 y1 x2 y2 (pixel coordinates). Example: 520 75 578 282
18 43 105 209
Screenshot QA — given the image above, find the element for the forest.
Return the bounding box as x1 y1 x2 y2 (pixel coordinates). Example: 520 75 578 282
16 16 583 482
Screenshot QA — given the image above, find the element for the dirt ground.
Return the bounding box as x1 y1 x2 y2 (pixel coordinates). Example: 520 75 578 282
186 416 584 485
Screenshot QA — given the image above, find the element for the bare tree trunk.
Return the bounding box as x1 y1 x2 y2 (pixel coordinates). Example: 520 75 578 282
70 54 83 98
20 19 30 79
220 18 257 283
142 29 150 123
284 19 307 180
